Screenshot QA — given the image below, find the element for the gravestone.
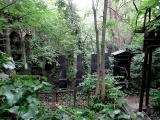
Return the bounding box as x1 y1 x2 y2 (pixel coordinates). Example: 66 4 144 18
75 53 83 89
105 52 109 70
91 53 109 74
91 53 97 74
31 65 43 76
112 50 133 85
107 44 113 56
59 54 67 89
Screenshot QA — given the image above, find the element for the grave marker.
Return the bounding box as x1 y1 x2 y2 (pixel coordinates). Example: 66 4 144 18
105 52 109 70
91 53 97 74
75 53 83 89
107 44 112 56
59 54 67 89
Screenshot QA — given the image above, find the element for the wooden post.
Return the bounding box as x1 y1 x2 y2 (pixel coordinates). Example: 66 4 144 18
145 52 152 106
139 53 148 112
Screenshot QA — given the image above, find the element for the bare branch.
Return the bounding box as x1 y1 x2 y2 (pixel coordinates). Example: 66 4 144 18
118 0 133 11
107 6 130 24
133 0 138 12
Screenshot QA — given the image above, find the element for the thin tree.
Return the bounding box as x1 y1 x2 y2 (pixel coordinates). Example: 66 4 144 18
101 0 108 102
92 0 108 102
92 0 101 94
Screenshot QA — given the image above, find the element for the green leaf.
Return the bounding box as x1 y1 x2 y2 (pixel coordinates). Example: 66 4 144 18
14 80 23 87
0 85 7 95
108 109 115 118
0 72 9 80
28 103 38 116
114 109 120 115
21 111 33 120
3 61 15 69
5 90 23 106
33 84 43 91
118 113 130 119
17 106 28 116
98 115 106 120
5 91 14 106
26 96 40 105
116 99 123 107
9 106 19 113
42 81 51 86
4 9 8 13
136 112 144 118
24 80 34 86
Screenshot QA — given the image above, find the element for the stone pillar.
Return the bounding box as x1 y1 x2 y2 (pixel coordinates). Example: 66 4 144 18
91 53 97 74
59 54 67 89
75 53 83 89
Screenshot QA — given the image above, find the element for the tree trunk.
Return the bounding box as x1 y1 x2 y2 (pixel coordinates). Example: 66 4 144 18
3 29 11 56
100 0 108 103
21 31 28 69
92 0 101 94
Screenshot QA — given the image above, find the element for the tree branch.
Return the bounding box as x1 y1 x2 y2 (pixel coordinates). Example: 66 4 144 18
118 0 133 11
107 6 130 24
133 0 138 13
0 0 19 11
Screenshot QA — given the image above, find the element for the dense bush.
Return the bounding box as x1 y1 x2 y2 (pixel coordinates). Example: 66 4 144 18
0 51 57 120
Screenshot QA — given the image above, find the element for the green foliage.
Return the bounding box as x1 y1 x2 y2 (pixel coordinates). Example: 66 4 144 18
125 39 143 94
0 74 56 120
0 51 15 70
131 0 160 34
150 48 160 88
79 74 97 92
106 19 117 36
105 74 126 108
29 36 58 67
55 73 143 119
56 105 95 120
0 51 15 80
150 88 160 115
66 51 76 84
125 44 160 94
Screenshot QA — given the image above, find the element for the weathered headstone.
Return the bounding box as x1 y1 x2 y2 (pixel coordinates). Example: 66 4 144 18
31 65 43 76
91 53 97 74
105 52 109 70
107 44 112 56
75 53 83 89
59 54 67 89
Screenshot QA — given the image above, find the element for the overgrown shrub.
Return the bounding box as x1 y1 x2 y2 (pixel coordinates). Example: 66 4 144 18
0 51 57 120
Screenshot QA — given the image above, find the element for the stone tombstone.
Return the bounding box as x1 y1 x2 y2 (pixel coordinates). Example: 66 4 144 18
59 54 67 89
31 65 43 76
112 50 133 85
45 60 52 71
75 53 83 89
91 53 97 74
105 52 109 70
107 44 112 56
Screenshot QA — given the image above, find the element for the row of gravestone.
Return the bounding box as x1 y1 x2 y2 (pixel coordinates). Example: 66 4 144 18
58 52 110 90
31 44 133 90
